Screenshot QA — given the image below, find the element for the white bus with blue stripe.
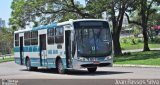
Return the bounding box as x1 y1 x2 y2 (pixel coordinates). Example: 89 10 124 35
14 19 113 73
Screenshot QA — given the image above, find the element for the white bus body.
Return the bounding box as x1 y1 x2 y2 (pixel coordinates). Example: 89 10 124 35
14 19 112 73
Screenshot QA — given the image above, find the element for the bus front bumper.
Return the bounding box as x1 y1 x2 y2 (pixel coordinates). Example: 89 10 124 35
72 60 113 69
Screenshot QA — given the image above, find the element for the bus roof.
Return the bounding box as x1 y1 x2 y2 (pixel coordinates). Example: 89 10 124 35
14 19 107 34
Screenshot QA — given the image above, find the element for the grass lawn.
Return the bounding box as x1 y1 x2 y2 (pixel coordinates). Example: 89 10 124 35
121 42 160 50
120 36 160 50
114 51 160 66
0 57 14 63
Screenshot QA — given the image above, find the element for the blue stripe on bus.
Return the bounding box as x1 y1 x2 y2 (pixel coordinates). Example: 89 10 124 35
14 46 39 52
53 50 58 54
15 46 58 53
48 50 58 54
15 58 21 64
23 47 28 52
14 57 66 68
33 46 39 52
14 47 20 52
48 50 52 54
29 47 32 52
32 24 57 31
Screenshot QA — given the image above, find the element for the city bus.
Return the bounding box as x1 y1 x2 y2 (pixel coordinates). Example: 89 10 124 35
14 19 113 73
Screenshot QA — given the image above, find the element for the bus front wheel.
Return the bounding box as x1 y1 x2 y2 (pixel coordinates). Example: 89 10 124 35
87 67 97 73
26 58 37 71
56 59 66 74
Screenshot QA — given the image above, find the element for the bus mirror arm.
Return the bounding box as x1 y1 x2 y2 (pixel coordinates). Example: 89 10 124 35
71 32 74 41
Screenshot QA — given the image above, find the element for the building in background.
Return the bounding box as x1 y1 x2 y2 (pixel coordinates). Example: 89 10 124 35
0 18 5 29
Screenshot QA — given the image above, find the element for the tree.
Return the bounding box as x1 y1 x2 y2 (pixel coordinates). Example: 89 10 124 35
0 28 13 54
12 0 158 55
125 0 160 51
9 0 27 29
10 0 135 56
9 0 94 29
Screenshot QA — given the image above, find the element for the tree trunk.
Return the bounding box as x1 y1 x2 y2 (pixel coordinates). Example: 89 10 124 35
142 27 150 51
141 0 150 51
112 31 122 56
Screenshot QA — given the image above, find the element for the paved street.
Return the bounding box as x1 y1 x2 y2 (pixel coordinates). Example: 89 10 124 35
0 61 160 79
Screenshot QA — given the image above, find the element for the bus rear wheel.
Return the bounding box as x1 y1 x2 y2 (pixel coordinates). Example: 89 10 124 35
57 59 66 74
87 67 97 73
26 58 37 71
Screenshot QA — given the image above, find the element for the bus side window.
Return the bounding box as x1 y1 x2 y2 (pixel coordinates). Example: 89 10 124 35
24 32 31 46
31 31 38 45
15 34 19 46
47 28 54 44
55 26 64 43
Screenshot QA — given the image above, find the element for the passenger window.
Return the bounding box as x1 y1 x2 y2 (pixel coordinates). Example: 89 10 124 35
55 26 64 43
31 31 38 45
15 34 19 46
47 28 54 44
24 32 31 46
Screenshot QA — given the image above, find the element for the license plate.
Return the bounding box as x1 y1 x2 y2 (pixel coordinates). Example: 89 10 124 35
93 61 100 64
90 57 97 61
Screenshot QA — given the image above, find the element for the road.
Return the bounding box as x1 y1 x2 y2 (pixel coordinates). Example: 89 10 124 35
0 61 160 79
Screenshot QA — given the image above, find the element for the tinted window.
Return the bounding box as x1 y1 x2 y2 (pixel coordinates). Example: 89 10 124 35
47 28 54 44
31 31 38 45
74 21 112 57
55 26 64 43
15 34 19 46
24 32 31 46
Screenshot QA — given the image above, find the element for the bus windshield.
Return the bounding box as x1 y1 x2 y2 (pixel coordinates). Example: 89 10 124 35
74 21 112 57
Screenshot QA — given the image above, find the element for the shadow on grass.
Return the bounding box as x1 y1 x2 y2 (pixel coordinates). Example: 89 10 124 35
21 68 132 76
114 50 160 62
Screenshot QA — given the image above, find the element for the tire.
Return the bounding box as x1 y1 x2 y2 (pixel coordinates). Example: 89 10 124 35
57 59 66 74
87 67 97 73
26 58 37 71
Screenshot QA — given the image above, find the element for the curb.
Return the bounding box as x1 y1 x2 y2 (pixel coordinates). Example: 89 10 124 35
0 60 14 63
0 58 14 63
113 64 160 68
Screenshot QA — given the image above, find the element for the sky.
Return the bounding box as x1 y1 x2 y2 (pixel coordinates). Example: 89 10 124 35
0 0 12 27
0 0 85 27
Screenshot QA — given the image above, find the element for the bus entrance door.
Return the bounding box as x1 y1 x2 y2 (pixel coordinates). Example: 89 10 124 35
65 30 72 68
20 37 24 65
39 34 47 66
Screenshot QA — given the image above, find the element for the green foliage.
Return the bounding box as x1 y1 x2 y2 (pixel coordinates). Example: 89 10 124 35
10 0 91 28
149 12 160 26
126 0 160 51
0 28 13 54
0 57 14 63
9 0 160 55
152 37 160 43
137 38 143 43
9 0 26 28
114 51 160 65
121 37 160 50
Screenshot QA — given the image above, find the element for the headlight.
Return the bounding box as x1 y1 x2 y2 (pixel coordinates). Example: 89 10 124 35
104 56 112 60
77 57 88 61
